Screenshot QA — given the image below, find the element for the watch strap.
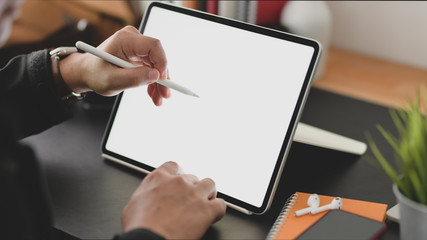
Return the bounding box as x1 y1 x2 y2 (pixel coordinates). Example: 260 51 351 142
50 47 87 105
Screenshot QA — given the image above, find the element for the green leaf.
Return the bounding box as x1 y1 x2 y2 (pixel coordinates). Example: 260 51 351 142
390 109 406 138
366 89 427 204
366 134 409 198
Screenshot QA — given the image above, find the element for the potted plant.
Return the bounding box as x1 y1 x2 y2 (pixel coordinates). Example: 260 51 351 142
367 93 427 239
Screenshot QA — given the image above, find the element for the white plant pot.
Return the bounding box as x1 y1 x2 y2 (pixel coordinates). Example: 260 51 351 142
393 184 427 240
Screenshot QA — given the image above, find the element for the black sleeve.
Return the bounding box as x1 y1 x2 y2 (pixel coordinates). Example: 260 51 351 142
0 126 83 240
0 51 164 240
114 228 165 240
0 50 79 239
0 138 53 240
0 49 72 140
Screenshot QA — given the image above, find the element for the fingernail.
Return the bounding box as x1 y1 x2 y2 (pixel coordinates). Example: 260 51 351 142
149 69 159 81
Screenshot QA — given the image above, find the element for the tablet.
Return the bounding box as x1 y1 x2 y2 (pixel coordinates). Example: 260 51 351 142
102 2 321 215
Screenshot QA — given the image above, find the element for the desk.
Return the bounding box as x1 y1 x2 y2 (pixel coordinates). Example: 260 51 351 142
314 47 427 109
24 88 399 239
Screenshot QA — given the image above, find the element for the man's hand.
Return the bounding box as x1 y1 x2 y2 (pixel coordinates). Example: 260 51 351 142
121 161 227 239
60 25 170 106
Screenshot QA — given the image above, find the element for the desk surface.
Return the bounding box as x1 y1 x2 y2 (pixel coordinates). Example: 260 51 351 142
24 88 399 239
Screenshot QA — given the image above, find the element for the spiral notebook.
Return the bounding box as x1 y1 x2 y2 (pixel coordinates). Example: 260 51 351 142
266 192 388 240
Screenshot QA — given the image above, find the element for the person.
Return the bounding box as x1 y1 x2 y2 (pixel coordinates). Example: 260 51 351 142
0 0 226 239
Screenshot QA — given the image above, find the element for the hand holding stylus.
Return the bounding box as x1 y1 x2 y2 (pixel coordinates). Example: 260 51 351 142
75 41 199 98
59 26 171 106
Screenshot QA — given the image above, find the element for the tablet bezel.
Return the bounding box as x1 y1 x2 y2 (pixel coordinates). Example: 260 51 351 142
101 2 320 215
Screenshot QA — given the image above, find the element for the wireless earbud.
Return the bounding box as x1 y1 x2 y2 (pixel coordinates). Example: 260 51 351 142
310 197 343 214
295 194 320 216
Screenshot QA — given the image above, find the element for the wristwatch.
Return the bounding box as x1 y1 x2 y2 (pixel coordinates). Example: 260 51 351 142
50 46 87 105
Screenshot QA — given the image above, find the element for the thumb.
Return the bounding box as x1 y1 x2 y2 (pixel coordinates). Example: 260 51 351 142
145 68 161 85
136 67 160 86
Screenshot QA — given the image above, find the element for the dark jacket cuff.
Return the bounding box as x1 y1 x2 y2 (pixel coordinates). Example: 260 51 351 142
114 228 165 240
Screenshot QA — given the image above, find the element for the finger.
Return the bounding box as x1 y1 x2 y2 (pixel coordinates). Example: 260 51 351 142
157 161 183 175
160 85 170 99
128 55 153 67
180 174 199 184
209 198 227 222
121 25 141 34
121 33 168 77
152 82 170 100
152 86 163 106
147 83 159 105
159 70 171 98
197 178 217 200
101 26 167 76
105 67 159 93
147 84 155 98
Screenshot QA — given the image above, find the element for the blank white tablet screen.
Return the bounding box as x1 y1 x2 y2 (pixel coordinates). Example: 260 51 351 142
105 6 315 208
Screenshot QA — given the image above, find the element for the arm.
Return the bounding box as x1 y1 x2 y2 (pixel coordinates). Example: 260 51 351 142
62 28 226 238
0 124 53 239
0 50 71 140
0 26 170 139
1 25 225 239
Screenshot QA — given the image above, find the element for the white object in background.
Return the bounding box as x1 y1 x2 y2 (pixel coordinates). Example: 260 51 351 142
170 1 184 7
393 184 427 239
295 194 321 216
246 1 258 24
218 1 238 20
387 204 400 223
135 0 155 16
294 123 367 155
280 1 332 79
311 197 343 214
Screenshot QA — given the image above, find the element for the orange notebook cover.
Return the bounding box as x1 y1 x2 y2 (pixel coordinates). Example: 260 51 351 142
267 192 388 240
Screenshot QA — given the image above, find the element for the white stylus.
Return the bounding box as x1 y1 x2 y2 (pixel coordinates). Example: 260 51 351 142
75 41 199 98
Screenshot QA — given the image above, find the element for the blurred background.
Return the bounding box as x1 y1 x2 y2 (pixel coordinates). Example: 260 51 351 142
329 1 427 70
2 0 426 108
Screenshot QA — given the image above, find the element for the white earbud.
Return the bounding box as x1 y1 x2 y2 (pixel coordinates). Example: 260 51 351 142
310 197 343 214
295 194 320 216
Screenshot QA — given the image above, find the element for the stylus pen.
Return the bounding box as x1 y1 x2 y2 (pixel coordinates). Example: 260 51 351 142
75 41 199 98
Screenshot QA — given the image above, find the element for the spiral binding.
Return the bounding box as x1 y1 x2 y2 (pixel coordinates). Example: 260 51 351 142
266 193 300 240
